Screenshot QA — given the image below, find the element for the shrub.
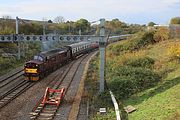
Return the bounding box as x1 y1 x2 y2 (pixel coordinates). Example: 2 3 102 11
109 76 136 98
153 27 170 42
130 31 156 50
168 43 180 60
126 57 155 69
107 51 153 73
108 66 160 99
109 31 156 56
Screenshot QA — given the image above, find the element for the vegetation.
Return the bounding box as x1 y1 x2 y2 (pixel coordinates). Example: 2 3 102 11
153 27 170 42
170 17 180 25
148 22 156 26
105 19 145 35
108 31 156 56
0 16 145 76
0 42 41 75
86 30 180 120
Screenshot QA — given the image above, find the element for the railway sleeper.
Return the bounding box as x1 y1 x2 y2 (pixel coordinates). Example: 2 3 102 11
29 112 39 116
30 116 36 120
43 107 57 111
40 113 54 117
3 97 11 100
42 109 57 113
0 99 8 102
38 117 53 120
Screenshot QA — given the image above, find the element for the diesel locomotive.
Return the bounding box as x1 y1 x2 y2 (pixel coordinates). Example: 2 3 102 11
24 42 98 81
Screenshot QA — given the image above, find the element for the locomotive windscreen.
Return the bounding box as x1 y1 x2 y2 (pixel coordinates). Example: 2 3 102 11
25 63 38 68
34 55 44 61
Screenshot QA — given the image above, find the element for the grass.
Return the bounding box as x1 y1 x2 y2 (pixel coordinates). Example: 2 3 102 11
123 40 180 120
124 76 180 120
90 38 180 120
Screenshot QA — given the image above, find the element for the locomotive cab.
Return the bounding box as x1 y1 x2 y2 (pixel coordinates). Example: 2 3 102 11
24 55 44 81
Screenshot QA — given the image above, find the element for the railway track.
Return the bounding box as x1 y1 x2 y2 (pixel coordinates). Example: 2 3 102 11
0 66 23 82
0 68 24 89
0 61 71 110
29 55 87 120
0 80 35 109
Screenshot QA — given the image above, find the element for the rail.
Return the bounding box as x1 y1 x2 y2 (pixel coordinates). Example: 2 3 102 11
29 55 87 120
0 81 35 109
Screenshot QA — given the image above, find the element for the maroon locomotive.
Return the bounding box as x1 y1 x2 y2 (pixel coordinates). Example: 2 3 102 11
24 42 98 81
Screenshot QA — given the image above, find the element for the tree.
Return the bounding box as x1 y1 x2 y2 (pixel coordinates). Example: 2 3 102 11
105 19 128 35
170 17 180 24
2 15 12 20
75 19 90 34
48 20 53 23
148 22 156 26
54 16 65 23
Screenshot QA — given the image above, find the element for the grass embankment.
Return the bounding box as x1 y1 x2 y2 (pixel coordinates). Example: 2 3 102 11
123 40 180 120
86 31 180 120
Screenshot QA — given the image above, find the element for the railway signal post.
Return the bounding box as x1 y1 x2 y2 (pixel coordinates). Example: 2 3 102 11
99 18 106 93
16 16 21 60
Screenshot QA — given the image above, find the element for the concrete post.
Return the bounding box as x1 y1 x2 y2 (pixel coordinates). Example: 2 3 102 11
16 16 21 60
43 23 46 35
16 17 19 34
79 29 81 35
99 18 106 93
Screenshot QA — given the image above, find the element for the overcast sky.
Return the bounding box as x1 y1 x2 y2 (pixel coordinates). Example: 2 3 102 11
0 0 179 25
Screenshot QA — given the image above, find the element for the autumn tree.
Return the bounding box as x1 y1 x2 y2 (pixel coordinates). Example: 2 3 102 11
170 17 180 25
75 19 90 34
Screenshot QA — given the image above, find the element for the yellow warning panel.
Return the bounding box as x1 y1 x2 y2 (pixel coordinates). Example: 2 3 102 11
25 68 37 73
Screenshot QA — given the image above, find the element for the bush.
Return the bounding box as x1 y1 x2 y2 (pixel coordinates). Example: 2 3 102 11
168 43 180 60
130 31 156 50
153 27 170 42
107 52 154 74
108 66 160 99
109 31 156 56
109 76 136 98
126 57 155 69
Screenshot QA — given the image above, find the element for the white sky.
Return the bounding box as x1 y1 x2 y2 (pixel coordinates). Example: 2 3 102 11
0 0 179 24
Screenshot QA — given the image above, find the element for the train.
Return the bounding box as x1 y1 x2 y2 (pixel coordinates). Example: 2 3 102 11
24 41 99 81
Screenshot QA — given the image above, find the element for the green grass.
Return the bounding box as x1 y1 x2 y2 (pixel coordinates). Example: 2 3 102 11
122 40 180 120
86 35 180 120
124 76 180 120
